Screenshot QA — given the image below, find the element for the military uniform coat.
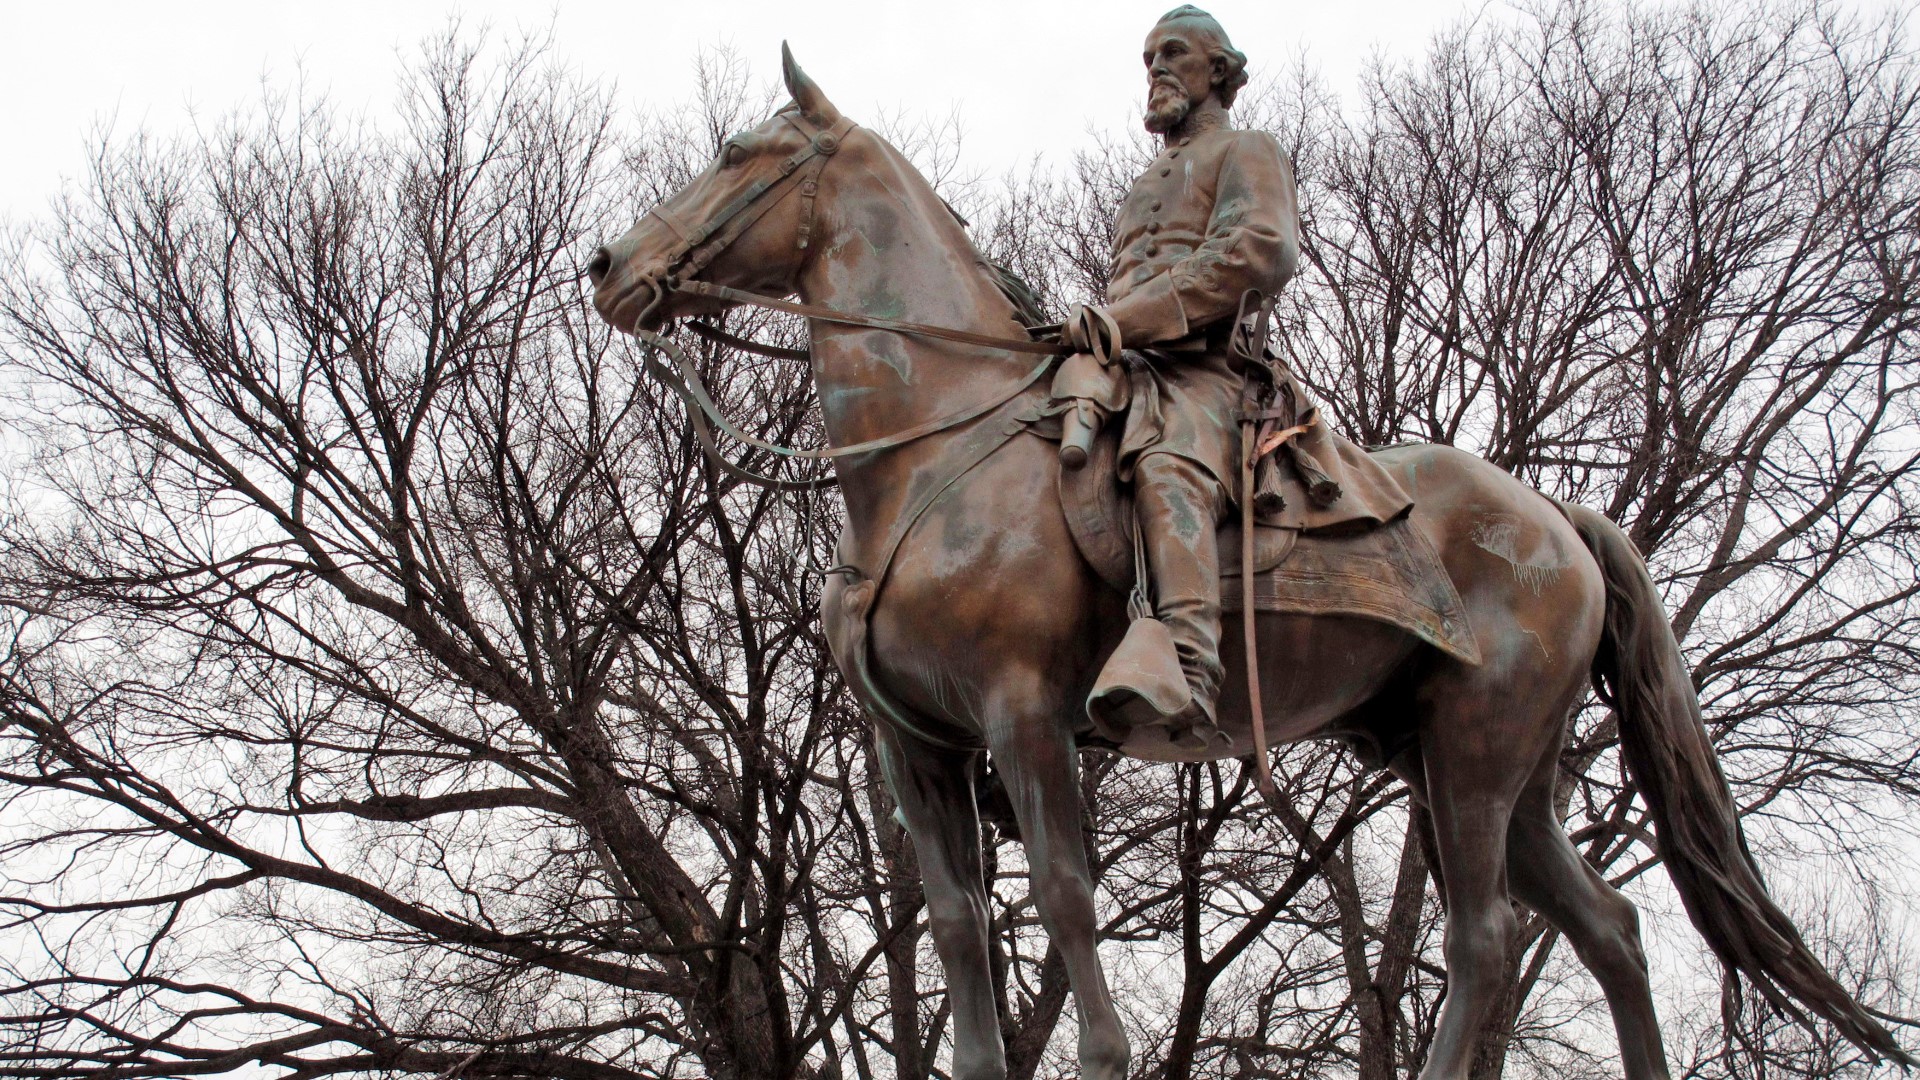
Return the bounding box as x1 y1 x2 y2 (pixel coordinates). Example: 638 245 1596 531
1105 125 1299 490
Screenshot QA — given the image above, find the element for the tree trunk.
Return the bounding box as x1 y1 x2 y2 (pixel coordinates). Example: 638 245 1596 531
1466 939 1523 1080
1357 812 1434 1080
1163 765 1211 1080
1004 947 1070 1080
882 813 929 1080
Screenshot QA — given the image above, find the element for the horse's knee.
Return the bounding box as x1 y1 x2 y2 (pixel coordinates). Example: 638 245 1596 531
1029 865 1097 927
1445 905 1518 995
925 889 990 951
1450 903 1517 951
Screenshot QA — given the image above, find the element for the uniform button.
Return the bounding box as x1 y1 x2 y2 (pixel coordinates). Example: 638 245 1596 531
1178 136 1191 146
1159 166 1171 177
1150 200 1162 211
1147 221 1162 233
1169 149 1180 158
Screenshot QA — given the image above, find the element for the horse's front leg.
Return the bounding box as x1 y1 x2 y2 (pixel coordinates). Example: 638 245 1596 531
985 677 1130 1080
871 721 1005 1080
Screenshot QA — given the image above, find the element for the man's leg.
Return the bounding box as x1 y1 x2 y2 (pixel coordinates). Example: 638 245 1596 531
1133 451 1229 740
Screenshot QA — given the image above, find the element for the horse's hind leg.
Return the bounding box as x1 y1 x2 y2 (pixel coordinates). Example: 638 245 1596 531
984 683 1129 1080
871 721 1005 1080
1506 749 1671 1080
1408 685 1558 1080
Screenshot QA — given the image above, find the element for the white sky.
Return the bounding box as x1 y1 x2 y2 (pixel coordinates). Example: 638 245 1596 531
0 0 1474 217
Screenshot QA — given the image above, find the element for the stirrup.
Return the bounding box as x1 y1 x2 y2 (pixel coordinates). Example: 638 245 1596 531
1166 706 1231 753
1087 616 1191 740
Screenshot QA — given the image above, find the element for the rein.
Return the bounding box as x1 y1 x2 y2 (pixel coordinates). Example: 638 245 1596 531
624 111 1069 490
630 328 1056 491
675 280 1065 356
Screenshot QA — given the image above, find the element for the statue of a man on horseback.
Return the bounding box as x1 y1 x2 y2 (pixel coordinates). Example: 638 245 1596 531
587 14 1916 1076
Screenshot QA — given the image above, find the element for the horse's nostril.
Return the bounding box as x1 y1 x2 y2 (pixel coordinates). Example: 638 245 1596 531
586 246 613 285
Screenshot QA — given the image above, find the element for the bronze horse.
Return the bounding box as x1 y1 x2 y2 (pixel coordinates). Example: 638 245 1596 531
588 50 1911 1080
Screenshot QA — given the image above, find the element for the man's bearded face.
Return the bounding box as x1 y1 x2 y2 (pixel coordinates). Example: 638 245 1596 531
1145 78 1189 133
1143 25 1219 134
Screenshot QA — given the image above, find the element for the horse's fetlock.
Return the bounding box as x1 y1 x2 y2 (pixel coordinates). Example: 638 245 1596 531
1080 1030 1131 1080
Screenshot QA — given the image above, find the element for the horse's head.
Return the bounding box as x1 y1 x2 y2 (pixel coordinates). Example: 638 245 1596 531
589 46 851 334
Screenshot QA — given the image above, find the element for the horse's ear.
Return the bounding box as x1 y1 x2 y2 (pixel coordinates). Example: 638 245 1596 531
781 42 841 124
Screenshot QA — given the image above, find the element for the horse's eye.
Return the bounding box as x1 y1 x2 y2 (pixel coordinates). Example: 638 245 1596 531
722 143 747 169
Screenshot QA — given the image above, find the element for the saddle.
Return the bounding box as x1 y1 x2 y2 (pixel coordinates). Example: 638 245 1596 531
1028 406 1481 736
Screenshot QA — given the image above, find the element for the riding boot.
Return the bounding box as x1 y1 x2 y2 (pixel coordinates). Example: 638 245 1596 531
1132 453 1229 749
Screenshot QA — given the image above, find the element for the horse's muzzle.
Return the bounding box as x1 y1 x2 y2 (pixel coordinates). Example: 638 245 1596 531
595 278 664 335
586 246 614 286
589 245 670 334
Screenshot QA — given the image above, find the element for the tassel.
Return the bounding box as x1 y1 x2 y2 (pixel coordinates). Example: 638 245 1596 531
1285 443 1344 508
1253 453 1287 517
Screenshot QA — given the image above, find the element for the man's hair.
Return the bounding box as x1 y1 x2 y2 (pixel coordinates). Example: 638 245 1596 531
1155 5 1251 108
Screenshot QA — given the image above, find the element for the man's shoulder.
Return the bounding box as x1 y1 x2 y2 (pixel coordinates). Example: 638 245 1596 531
1172 127 1287 174
1219 127 1286 159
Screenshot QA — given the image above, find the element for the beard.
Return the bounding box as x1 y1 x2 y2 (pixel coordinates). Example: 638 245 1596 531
1144 80 1191 134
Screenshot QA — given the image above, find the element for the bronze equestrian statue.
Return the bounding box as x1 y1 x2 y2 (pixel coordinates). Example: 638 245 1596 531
586 11 1914 1079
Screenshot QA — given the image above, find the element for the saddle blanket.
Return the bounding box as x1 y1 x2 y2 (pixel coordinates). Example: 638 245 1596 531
1222 515 1480 665
1050 419 1480 666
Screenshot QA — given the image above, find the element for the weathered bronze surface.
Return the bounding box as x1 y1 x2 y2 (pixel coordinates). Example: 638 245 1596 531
587 14 1914 1078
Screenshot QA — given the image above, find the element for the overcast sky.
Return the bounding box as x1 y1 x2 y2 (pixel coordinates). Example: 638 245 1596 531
0 0 1478 216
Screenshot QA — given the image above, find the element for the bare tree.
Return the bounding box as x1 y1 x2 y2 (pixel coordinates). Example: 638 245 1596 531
0 29 926 1080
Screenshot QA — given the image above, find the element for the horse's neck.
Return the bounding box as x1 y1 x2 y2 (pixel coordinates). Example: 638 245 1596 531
796 145 1033 459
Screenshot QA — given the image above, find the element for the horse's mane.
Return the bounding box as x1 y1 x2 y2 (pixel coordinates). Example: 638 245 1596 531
981 258 1052 327
828 111 1053 329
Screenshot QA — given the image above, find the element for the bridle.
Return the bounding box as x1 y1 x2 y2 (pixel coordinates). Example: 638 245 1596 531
617 109 1069 491
637 109 853 306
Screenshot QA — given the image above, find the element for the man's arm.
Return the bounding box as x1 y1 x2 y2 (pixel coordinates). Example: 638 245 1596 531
1105 132 1300 346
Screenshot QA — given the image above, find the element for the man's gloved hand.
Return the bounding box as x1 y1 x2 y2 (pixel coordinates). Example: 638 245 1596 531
1062 304 1123 362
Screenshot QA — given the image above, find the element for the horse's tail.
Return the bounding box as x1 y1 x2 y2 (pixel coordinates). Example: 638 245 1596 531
1561 501 1914 1067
